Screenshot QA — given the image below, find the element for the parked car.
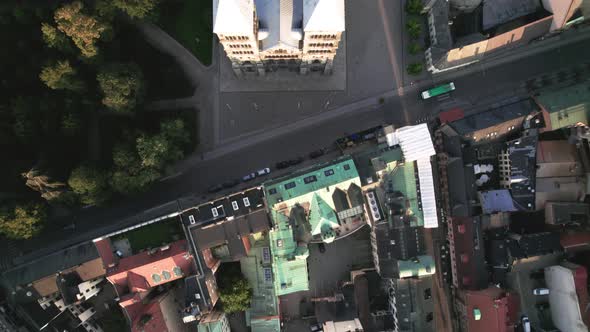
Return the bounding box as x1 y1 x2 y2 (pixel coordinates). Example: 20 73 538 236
256 167 271 176
318 243 326 253
275 160 291 169
310 323 322 332
533 288 549 295
309 149 325 159
521 316 531 332
222 179 240 189
242 172 256 182
288 157 304 166
207 184 224 193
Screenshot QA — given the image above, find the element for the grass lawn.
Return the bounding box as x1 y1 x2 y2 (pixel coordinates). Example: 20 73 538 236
114 218 184 253
159 0 213 66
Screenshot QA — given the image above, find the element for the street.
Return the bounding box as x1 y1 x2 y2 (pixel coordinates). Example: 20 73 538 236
8 12 590 268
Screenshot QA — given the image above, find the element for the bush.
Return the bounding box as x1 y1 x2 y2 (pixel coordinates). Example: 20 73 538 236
406 0 424 15
406 18 422 39
407 63 424 75
409 42 422 55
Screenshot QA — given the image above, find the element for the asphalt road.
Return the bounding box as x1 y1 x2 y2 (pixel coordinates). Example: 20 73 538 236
11 32 590 265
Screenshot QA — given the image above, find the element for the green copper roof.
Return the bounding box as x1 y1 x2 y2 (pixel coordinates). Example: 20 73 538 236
388 162 424 226
250 318 281 332
269 228 310 296
197 315 228 332
397 255 436 278
241 237 279 326
264 156 360 207
536 82 590 130
308 194 339 241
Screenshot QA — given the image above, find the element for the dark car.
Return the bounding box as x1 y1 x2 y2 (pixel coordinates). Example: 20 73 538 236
309 149 325 159
288 157 304 166
276 161 291 169
222 179 240 189
207 184 224 193
318 243 326 253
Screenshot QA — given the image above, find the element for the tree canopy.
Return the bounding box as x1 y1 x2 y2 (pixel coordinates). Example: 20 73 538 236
97 63 144 113
68 165 111 206
39 60 84 91
113 0 159 19
136 119 190 168
54 1 109 58
0 202 47 240
218 265 252 313
110 143 161 194
41 23 73 52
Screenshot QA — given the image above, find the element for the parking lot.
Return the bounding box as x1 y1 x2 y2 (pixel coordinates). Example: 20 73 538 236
506 253 562 329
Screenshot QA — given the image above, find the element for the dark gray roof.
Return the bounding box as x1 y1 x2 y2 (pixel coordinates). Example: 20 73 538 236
1 241 99 291
373 220 425 279
506 133 538 211
449 99 534 137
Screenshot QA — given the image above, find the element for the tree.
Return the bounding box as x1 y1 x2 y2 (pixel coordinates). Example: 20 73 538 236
406 0 424 15
407 63 424 75
113 0 159 19
41 23 73 52
136 119 189 169
61 111 82 136
0 202 47 240
68 165 111 205
54 1 108 58
218 265 251 313
39 60 84 91
110 143 160 194
409 42 422 55
97 63 144 113
406 18 422 39
11 97 36 142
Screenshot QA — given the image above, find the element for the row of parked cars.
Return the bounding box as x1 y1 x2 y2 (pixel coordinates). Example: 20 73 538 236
207 149 326 193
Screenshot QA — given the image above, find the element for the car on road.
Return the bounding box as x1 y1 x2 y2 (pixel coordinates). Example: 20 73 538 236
309 149 325 159
256 167 271 176
533 288 549 295
242 172 256 182
318 243 326 253
521 316 531 332
207 184 224 193
310 323 322 332
276 157 305 169
222 179 240 189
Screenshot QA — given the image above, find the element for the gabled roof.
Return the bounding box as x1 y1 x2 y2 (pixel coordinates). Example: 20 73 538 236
303 0 345 32
308 193 339 239
213 0 254 34
257 0 303 51
107 240 192 293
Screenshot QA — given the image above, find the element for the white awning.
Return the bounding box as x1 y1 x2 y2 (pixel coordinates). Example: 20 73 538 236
395 124 438 228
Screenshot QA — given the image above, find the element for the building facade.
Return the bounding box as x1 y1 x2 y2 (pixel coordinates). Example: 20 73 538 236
213 0 345 76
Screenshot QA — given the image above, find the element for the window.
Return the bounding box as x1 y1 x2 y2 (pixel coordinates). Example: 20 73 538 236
243 197 251 207
277 239 283 247
343 164 351 170
268 188 277 195
284 182 296 190
212 208 219 218
324 169 334 176
232 201 239 211
188 215 195 224
304 175 317 184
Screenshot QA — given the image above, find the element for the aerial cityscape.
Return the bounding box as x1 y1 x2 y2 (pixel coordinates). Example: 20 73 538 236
1 0 590 332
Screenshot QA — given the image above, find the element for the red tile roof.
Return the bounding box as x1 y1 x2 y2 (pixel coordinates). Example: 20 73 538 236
130 299 167 332
94 238 116 268
107 240 193 293
439 108 464 124
464 288 519 332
